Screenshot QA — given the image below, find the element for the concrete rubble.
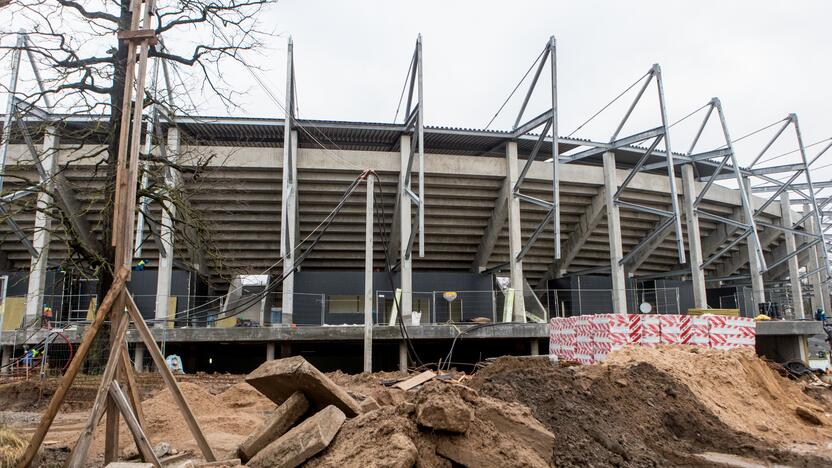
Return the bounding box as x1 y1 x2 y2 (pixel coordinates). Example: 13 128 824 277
245 356 361 417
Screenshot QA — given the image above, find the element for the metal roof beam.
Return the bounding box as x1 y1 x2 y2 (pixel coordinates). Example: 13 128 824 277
561 127 664 163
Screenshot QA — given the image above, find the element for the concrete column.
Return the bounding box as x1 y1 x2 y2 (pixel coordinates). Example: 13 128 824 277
743 177 765 311
281 130 299 325
363 176 374 373
399 135 413 323
602 151 627 313
133 343 145 373
530 340 539 356
805 204 831 314
266 342 275 361
681 165 707 308
1 345 10 374
24 127 58 323
155 128 180 327
398 341 407 372
506 141 526 321
779 193 804 319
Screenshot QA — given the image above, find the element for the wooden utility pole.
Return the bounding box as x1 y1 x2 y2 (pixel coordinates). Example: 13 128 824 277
16 0 216 466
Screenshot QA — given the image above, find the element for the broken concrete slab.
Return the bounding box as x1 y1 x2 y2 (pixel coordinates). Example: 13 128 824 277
246 356 361 417
238 391 310 462
247 405 346 468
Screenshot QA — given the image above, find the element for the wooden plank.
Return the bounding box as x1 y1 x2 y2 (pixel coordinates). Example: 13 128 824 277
105 296 125 463
16 268 129 468
393 370 436 390
117 29 159 45
125 294 217 462
66 309 130 468
120 343 148 430
109 380 161 467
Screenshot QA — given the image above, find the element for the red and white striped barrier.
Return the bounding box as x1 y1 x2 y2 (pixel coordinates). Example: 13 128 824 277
592 314 642 362
640 315 661 347
548 313 756 362
707 316 756 349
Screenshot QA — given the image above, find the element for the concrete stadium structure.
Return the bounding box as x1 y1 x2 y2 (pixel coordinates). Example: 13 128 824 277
0 35 828 373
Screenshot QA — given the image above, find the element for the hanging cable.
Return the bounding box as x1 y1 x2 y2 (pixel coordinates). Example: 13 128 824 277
566 69 651 138
483 47 547 130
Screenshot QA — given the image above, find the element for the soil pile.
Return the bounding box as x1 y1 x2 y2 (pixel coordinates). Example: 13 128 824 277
605 346 832 446
308 381 555 467
471 352 832 467
82 381 274 462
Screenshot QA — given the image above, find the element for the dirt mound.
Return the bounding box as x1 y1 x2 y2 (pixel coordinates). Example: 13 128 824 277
471 351 832 467
309 381 553 467
72 381 269 463
217 382 275 412
605 346 832 445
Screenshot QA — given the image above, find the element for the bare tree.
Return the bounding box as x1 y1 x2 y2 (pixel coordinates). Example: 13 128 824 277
0 0 274 294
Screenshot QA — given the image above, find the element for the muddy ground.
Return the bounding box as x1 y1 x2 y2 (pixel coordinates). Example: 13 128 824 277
1 346 832 467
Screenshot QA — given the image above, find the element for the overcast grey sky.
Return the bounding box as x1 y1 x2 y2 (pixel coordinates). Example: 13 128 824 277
221 1 832 182
3 0 832 184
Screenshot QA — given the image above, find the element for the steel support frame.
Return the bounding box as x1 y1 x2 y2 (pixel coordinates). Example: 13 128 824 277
596 64 686 270
0 32 56 258
510 36 559 264
732 114 831 307
397 35 425 261
682 98 767 279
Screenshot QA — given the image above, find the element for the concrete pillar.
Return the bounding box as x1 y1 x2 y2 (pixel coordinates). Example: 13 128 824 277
779 193 804 319
1 345 10 374
505 141 526 321
398 341 407 372
602 151 627 313
133 343 145 373
399 135 413 323
681 164 707 309
24 127 58 323
281 130 299 325
805 204 831 314
155 128 180 327
266 342 275 361
743 177 765 311
363 176 374 373
530 340 539 356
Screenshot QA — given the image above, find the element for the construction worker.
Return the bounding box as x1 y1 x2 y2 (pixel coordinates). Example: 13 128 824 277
132 259 148 271
41 306 53 328
816 307 827 323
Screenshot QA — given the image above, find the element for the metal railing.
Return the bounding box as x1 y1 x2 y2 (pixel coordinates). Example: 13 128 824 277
1 288 681 332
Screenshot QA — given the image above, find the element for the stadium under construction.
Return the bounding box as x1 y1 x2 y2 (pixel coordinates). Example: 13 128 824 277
0 35 828 374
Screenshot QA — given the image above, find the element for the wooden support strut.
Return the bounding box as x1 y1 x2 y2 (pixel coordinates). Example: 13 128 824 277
16 267 129 468
66 309 131 468
108 380 161 467
125 293 217 461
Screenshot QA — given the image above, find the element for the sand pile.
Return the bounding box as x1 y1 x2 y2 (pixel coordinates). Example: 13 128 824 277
81 381 274 462
471 352 832 466
605 346 832 446
308 381 555 467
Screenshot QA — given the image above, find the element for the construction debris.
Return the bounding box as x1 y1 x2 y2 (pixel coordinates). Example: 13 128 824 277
4 346 832 466
393 370 436 391
245 356 361 417
237 392 310 463
247 405 346 468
